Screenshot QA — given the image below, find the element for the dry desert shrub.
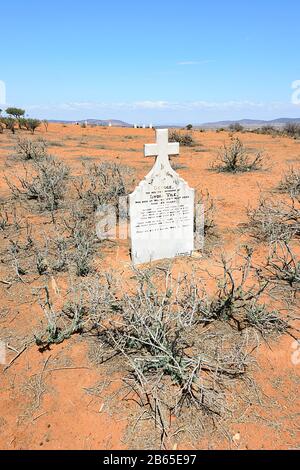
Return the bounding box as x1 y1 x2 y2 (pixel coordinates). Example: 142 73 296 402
284 122 300 139
32 235 69 276
176 249 288 334
228 122 244 132
96 258 290 443
212 137 266 173
0 203 9 231
14 137 48 161
34 274 116 349
251 125 280 137
100 268 249 427
71 222 96 276
257 242 300 298
34 251 294 444
73 161 135 212
277 167 300 198
34 285 84 348
6 154 70 212
169 131 195 147
247 195 300 242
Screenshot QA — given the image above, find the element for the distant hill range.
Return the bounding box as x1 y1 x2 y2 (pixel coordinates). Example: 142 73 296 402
200 117 300 129
49 117 300 129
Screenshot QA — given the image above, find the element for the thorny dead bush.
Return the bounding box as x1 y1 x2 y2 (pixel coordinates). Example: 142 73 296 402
72 223 96 276
277 167 300 198
35 285 84 348
169 131 195 147
175 250 289 334
35 274 116 349
6 155 70 212
102 268 249 423
31 223 96 277
59 204 99 276
0 203 9 231
0 202 21 232
212 137 266 173
97 260 291 441
34 253 294 443
257 242 300 298
74 162 135 212
61 202 91 238
32 236 69 275
247 195 300 242
14 137 47 161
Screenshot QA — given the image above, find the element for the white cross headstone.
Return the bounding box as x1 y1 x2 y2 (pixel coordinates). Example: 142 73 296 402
149 123 153 129
109 121 112 127
129 129 195 265
142 124 146 129
134 124 137 129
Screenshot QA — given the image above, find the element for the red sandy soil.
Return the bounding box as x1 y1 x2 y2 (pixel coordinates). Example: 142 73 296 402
0 124 299 449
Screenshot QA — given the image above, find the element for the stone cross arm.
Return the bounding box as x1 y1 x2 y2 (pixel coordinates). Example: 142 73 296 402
144 129 179 167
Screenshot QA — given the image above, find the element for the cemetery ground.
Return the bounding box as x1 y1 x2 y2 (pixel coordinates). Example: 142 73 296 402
0 123 299 450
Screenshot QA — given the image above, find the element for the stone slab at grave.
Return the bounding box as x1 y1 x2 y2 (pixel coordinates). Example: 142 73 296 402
129 129 195 265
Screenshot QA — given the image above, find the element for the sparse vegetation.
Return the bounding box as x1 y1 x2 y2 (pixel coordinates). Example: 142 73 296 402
2 117 17 134
1 122 299 450
26 118 41 134
72 223 96 276
203 251 288 333
277 167 300 197
6 154 70 212
229 122 244 132
169 130 195 147
247 195 300 242
283 122 300 139
212 137 266 173
14 137 47 161
73 161 135 211
43 119 49 132
258 242 300 298
5 107 25 120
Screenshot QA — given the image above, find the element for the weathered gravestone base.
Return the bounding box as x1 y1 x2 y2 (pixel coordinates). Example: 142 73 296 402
129 129 195 265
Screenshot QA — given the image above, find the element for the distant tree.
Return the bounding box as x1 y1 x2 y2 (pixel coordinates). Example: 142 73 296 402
229 122 244 132
2 117 16 134
284 122 300 138
43 119 49 132
26 118 41 134
169 131 195 147
5 107 25 119
18 117 28 130
186 124 193 130
6 107 26 129
0 110 3 133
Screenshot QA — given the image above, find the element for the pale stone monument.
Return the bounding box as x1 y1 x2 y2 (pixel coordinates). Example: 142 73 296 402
129 129 195 265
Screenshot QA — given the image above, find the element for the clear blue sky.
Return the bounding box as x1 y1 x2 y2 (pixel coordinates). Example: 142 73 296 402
1 0 300 124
